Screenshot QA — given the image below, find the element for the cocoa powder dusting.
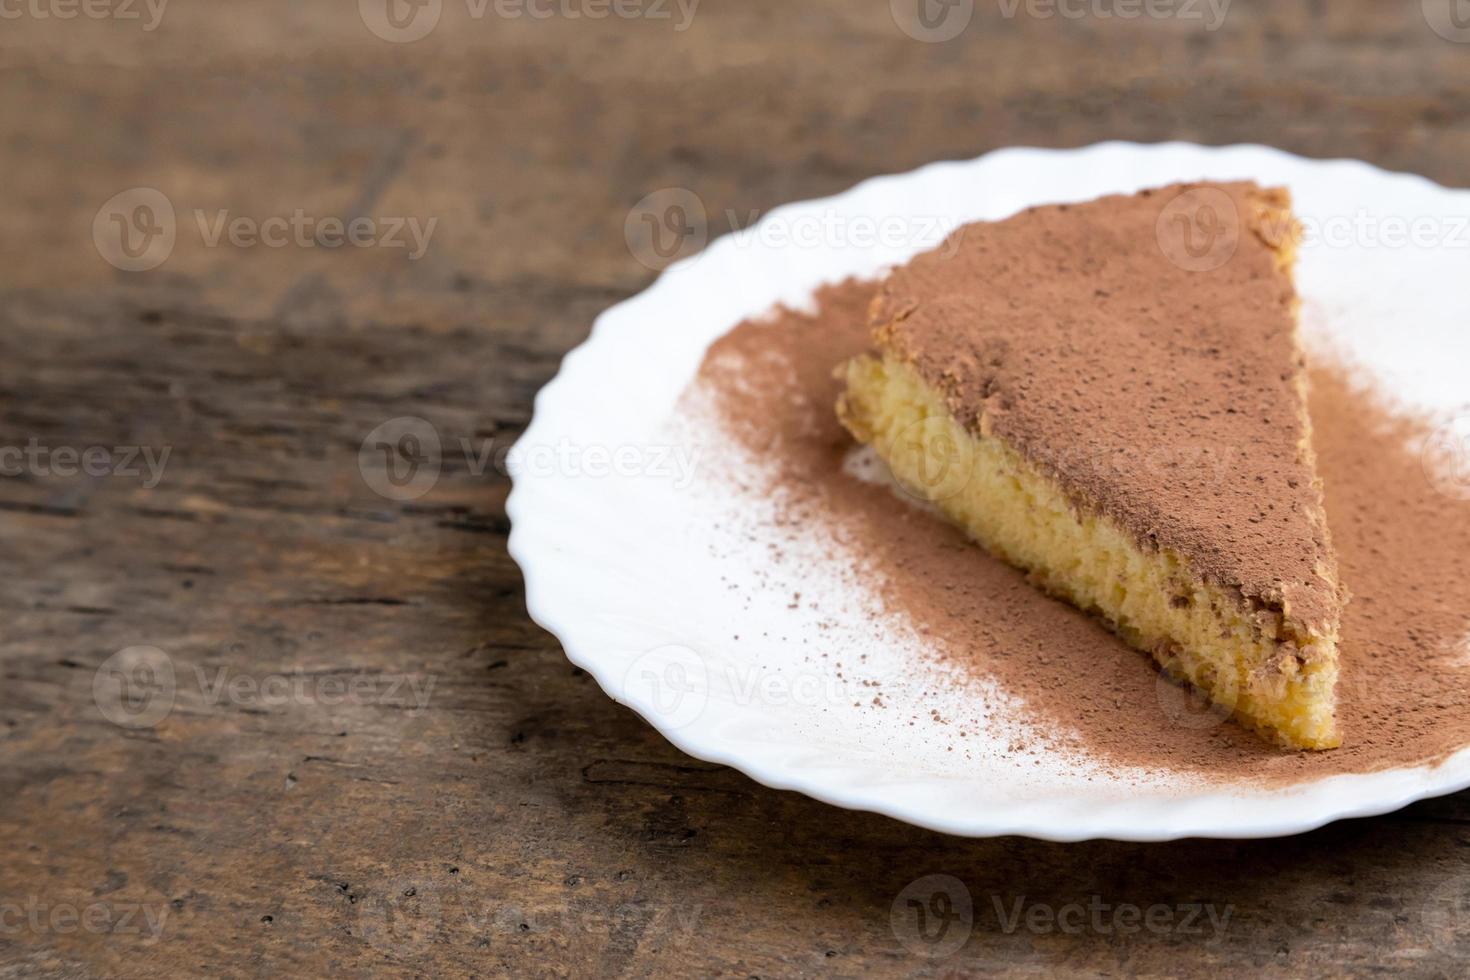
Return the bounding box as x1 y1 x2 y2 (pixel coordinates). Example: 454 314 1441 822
686 277 1470 782
875 183 1339 637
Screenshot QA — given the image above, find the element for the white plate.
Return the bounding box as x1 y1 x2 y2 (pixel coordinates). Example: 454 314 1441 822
507 142 1470 842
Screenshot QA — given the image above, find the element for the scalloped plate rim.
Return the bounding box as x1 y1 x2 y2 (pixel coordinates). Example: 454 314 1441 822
507 141 1470 842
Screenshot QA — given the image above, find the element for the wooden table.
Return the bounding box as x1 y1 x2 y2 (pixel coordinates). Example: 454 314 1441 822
3 2 1469 975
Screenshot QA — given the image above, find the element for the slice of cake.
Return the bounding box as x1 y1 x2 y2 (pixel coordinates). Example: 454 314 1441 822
837 182 1343 750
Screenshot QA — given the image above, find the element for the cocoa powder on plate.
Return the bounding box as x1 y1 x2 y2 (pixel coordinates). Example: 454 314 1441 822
684 277 1470 782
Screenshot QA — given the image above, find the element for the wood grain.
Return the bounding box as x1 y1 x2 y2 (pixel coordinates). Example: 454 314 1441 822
3 1 1470 975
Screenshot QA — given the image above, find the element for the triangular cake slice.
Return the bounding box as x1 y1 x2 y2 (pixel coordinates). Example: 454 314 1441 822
837 182 1343 749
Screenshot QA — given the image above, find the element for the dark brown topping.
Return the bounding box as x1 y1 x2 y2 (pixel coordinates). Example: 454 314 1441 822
872 182 1341 636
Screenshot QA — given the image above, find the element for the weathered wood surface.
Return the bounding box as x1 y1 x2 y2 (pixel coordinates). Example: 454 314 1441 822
3 2 1470 976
